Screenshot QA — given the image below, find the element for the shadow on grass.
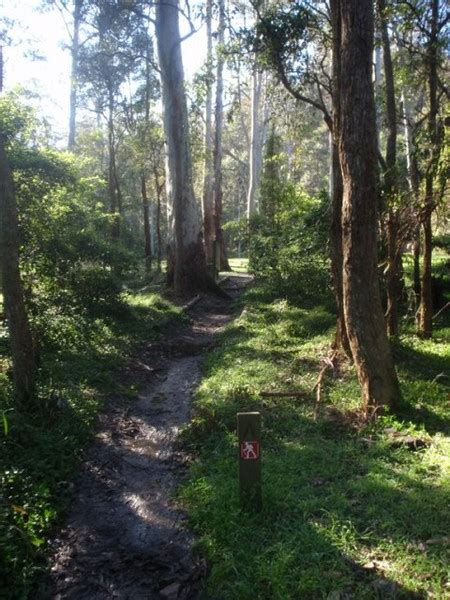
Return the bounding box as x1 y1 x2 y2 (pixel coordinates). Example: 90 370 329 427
395 400 450 436
392 339 450 435
184 399 448 598
182 285 448 599
394 342 449 386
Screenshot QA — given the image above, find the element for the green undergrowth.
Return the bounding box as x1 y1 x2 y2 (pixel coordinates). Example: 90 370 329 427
180 285 450 600
0 288 182 599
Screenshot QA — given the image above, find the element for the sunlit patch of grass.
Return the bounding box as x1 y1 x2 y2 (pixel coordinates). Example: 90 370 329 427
180 283 450 599
223 257 249 274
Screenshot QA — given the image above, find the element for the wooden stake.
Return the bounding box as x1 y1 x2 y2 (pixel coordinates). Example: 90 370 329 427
237 412 262 511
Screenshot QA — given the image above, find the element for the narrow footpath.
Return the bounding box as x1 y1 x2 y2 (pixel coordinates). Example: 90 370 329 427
47 275 251 600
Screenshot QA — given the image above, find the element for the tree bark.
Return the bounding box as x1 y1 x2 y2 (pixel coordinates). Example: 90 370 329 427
141 173 152 271
0 134 37 407
141 34 153 271
107 93 120 239
386 210 402 336
213 0 230 272
418 0 439 339
413 235 421 311
202 0 214 265
154 166 163 273
155 0 210 295
336 0 400 413
68 0 82 150
378 0 401 337
330 0 351 359
401 89 421 310
330 142 352 358
419 211 433 336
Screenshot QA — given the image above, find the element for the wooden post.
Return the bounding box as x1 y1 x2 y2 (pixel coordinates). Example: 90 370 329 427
237 412 262 511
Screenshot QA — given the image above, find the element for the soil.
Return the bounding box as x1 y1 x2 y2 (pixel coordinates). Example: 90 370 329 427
46 275 251 600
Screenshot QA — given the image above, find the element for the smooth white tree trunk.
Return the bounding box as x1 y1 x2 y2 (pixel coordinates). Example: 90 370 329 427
213 0 230 271
68 0 83 150
202 0 214 264
155 0 208 294
246 65 263 219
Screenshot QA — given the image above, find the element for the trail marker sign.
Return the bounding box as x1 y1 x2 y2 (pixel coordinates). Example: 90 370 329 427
237 412 262 511
240 440 259 460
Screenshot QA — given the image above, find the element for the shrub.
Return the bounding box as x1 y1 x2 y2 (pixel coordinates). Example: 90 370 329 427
67 264 126 317
248 128 331 305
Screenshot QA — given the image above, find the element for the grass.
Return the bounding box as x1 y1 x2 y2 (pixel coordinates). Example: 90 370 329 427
1 250 448 598
224 257 250 274
179 283 450 599
0 287 182 599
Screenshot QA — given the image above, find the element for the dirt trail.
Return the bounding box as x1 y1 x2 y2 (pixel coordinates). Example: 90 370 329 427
47 275 251 600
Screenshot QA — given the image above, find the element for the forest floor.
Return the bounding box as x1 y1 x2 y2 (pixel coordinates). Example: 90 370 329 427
44 275 252 600
2 256 449 599
179 276 449 600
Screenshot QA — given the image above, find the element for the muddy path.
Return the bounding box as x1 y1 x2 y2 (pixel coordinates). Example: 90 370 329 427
47 275 251 600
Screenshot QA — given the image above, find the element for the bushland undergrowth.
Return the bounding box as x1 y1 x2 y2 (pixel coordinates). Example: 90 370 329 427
0 287 182 599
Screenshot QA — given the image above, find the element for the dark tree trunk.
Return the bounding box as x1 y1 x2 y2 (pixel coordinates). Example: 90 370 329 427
330 143 351 358
156 187 162 273
113 148 123 216
402 92 422 311
330 0 351 358
418 0 439 338
336 0 400 412
68 0 82 150
213 0 230 272
386 210 402 336
378 0 401 337
413 234 421 311
141 32 152 272
141 173 152 271
107 96 120 239
419 205 433 337
153 167 163 273
0 134 37 407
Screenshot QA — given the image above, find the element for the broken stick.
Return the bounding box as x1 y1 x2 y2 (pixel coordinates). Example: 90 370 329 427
260 391 308 398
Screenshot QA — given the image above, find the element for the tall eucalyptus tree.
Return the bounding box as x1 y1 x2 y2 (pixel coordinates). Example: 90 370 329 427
155 0 211 294
334 0 400 411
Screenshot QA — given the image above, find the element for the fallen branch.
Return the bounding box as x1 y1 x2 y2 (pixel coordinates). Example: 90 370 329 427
260 391 309 398
432 301 450 321
312 350 339 421
431 372 449 384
